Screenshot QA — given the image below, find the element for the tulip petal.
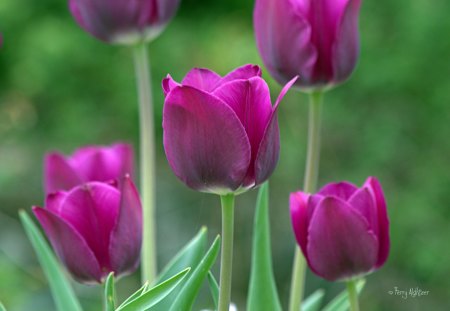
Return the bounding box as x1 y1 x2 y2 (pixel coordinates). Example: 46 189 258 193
317 181 358 200
365 177 390 268
181 68 222 92
57 183 121 269
348 187 379 237
45 192 68 215
70 144 133 183
158 0 181 23
332 0 361 83
290 192 310 257
307 194 324 218
307 197 379 281
220 64 262 85
305 0 350 83
254 76 297 185
33 207 102 283
109 176 142 276
162 74 181 96
163 86 251 193
70 0 164 43
44 153 81 193
254 0 316 85
212 77 272 186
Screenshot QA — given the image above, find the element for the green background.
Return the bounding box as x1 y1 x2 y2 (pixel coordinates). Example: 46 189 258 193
0 0 449 310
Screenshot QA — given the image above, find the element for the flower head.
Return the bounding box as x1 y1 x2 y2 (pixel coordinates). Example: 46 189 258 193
162 65 297 195
290 177 390 281
69 0 180 44
254 0 361 90
44 143 134 193
33 176 142 284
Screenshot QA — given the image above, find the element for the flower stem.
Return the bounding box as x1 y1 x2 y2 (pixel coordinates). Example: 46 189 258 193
133 43 157 284
346 279 360 311
288 91 323 311
218 194 235 311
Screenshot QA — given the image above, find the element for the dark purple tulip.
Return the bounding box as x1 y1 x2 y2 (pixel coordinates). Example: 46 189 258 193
162 65 297 194
44 143 134 194
69 0 180 44
33 176 142 284
290 177 390 281
254 0 361 90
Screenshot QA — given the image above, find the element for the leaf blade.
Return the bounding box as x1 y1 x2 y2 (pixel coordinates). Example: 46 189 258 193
247 183 282 311
117 268 190 311
207 271 219 309
169 236 221 311
301 289 325 311
151 227 208 311
117 283 149 310
19 210 82 311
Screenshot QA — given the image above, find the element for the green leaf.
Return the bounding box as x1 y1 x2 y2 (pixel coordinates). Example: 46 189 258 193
117 283 149 310
156 227 207 284
151 227 208 311
0 301 6 311
322 279 365 311
169 235 221 311
207 271 219 309
247 183 282 311
301 289 325 311
104 272 115 311
117 268 190 311
19 211 82 311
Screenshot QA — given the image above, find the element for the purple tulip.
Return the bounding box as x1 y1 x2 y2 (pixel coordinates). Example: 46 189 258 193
290 177 390 281
254 0 361 90
33 176 142 284
162 64 297 194
44 143 134 194
69 0 180 44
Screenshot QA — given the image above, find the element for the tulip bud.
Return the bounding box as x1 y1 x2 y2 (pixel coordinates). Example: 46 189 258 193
254 0 361 90
44 143 134 194
69 0 180 44
162 65 297 195
290 177 390 281
33 176 142 284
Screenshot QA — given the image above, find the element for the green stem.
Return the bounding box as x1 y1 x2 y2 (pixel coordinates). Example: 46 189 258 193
218 194 235 311
346 279 360 311
288 91 323 311
133 43 157 284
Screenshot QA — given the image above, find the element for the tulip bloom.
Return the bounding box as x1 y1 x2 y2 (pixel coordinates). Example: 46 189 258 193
254 0 361 90
44 143 134 194
69 0 180 44
162 65 297 194
33 176 142 284
290 177 390 281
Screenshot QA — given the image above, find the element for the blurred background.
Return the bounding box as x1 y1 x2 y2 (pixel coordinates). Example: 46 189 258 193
0 0 449 310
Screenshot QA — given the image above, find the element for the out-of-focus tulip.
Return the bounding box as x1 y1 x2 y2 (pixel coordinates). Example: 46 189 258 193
33 176 142 284
290 177 390 281
69 0 180 44
44 143 134 194
254 0 361 90
162 64 297 195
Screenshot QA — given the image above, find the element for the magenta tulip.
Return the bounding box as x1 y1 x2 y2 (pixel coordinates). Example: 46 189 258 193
162 64 297 194
44 143 134 194
69 0 180 44
33 176 142 284
290 177 390 281
254 0 361 90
